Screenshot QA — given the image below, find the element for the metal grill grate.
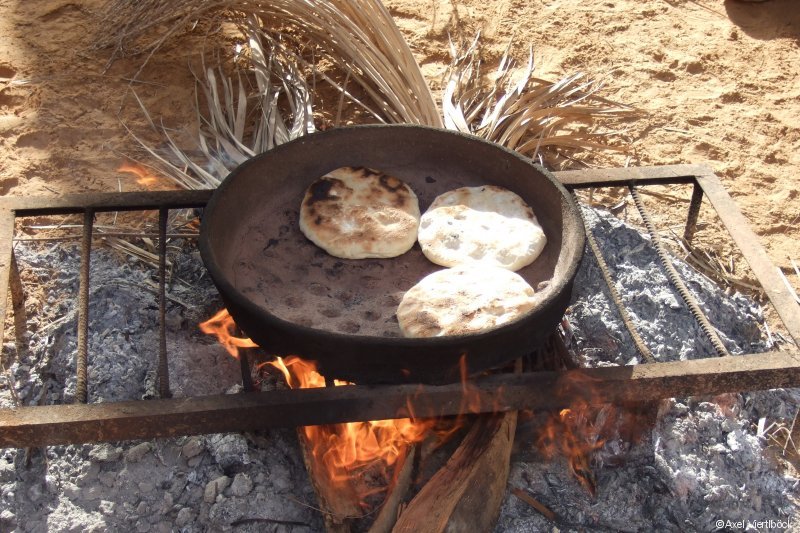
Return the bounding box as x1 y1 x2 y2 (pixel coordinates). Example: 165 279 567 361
0 164 799 447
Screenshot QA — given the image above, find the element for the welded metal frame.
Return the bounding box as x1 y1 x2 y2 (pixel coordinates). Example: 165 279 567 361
1 164 799 447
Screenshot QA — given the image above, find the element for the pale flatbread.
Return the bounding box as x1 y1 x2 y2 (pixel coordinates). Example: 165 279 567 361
396 266 537 338
299 167 420 259
417 185 546 271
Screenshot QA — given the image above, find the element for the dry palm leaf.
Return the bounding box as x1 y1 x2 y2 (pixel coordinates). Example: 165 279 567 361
99 0 441 127
123 20 316 189
101 0 442 187
443 35 639 167
101 1 639 189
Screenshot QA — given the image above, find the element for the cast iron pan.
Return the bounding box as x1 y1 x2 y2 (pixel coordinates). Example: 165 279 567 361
199 125 585 384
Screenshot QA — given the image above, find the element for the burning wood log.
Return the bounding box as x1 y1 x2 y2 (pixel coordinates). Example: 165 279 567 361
368 445 417 533
392 410 518 533
297 427 361 532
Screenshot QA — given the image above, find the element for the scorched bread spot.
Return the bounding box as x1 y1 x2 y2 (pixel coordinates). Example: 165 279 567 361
298 166 421 259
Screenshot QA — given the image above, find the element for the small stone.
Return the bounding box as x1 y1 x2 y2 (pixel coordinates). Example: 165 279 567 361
99 471 117 488
671 402 689 416
710 443 728 454
229 473 253 497
175 507 194 527
125 443 152 463
159 493 173 514
157 445 182 468
138 481 155 493
0 509 16 527
720 418 736 433
63 482 81 500
685 60 704 74
0 460 15 483
187 456 202 468
152 522 172 533
136 501 149 515
45 474 58 493
204 476 231 504
181 437 203 459
727 429 743 452
135 519 151 533
89 443 122 463
98 500 115 515
207 434 249 470
77 462 101 486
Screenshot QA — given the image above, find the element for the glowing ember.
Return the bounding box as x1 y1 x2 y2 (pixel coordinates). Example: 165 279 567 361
200 309 439 496
118 162 160 186
537 404 599 496
535 371 653 497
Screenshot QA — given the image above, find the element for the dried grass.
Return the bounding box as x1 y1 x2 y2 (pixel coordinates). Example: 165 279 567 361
759 410 800 462
98 0 440 126
443 35 639 166
98 0 639 188
125 20 318 189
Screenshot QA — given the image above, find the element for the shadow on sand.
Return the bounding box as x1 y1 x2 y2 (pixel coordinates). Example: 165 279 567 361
724 0 800 41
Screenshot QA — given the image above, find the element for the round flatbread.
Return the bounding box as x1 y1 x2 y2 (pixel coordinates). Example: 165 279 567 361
396 266 537 338
299 167 420 259
417 185 546 271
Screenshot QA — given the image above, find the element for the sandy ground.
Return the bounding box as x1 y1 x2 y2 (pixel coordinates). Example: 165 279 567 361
0 0 798 298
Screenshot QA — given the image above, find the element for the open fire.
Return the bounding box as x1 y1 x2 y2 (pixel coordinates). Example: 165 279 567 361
199 308 624 507
117 162 161 187
200 309 443 501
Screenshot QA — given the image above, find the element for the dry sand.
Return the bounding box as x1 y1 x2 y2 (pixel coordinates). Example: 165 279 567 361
0 0 797 301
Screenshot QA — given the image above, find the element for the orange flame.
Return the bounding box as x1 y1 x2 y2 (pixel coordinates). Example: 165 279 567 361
269 356 439 489
536 372 608 496
537 403 599 496
199 309 441 497
118 162 160 186
535 372 653 497
199 309 257 359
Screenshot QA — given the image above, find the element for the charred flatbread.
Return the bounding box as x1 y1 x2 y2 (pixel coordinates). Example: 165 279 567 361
299 167 420 259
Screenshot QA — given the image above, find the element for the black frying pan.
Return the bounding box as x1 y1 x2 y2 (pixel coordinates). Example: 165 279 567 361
199 125 584 384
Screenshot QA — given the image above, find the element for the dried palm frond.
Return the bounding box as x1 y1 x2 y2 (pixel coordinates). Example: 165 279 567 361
123 20 316 188
101 1 640 190
98 0 441 127
443 35 639 168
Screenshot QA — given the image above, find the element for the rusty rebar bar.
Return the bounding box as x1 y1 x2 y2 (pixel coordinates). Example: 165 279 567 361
157 208 171 399
629 185 729 357
3 349 799 448
75 209 94 404
572 196 656 363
